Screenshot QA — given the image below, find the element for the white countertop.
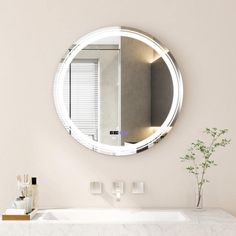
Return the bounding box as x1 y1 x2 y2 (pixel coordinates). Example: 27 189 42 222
1 208 236 236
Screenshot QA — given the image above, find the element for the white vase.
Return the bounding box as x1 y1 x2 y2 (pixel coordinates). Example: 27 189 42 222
24 197 32 213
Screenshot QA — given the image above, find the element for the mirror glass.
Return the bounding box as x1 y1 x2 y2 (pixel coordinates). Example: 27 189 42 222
54 27 183 156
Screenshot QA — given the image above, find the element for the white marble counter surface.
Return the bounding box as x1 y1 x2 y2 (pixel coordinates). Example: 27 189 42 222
1 208 236 236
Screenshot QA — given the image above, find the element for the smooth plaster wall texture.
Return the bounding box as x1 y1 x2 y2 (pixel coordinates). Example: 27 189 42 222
0 0 236 216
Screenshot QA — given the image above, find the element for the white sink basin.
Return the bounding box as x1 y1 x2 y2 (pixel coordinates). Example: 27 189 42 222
36 208 187 223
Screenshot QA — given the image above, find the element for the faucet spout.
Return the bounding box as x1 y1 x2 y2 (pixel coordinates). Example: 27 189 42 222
116 191 121 202
112 181 124 202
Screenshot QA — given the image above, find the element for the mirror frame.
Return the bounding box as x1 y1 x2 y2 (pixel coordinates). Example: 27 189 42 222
54 26 183 156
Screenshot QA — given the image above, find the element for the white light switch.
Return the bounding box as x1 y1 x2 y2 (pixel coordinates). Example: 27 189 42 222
131 181 145 194
90 182 103 194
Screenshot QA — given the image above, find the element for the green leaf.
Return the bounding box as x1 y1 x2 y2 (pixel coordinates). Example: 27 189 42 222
180 127 230 186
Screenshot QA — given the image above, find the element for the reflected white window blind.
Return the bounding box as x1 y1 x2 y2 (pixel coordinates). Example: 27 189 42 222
61 59 99 141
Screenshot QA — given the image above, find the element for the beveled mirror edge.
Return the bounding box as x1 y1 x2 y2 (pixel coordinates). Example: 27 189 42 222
53 26 184 156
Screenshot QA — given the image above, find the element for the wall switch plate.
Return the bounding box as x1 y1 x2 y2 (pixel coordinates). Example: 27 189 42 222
90 182 103 194
131 181 145 194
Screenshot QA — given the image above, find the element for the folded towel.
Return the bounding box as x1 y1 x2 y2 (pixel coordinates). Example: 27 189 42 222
5 209 26 215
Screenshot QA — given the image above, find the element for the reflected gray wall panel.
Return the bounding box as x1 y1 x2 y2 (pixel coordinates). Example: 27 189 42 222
121 37 153 144
151 58 173 126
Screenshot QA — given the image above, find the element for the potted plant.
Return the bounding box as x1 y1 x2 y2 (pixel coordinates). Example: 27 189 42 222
180 128 230 209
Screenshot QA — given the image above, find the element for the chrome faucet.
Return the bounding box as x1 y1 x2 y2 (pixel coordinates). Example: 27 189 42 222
112 181 124 202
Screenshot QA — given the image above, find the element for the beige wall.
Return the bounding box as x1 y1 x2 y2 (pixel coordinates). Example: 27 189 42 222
0 0 236 216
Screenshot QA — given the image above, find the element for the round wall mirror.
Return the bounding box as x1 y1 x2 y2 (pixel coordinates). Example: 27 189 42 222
54 27 183 156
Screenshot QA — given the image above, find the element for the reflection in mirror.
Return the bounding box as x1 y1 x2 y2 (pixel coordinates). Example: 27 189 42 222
54 27 183 156
58 36 173 146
